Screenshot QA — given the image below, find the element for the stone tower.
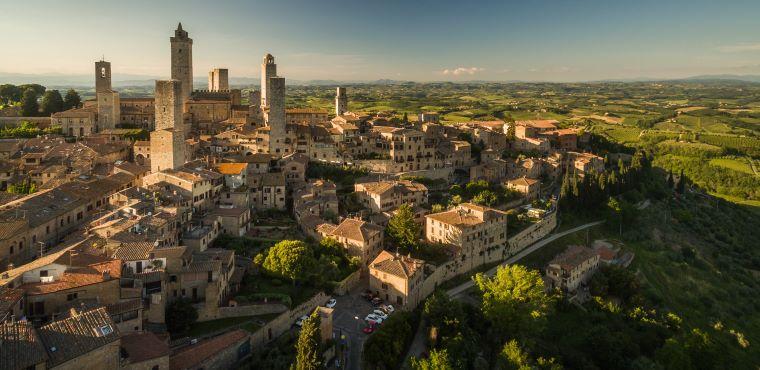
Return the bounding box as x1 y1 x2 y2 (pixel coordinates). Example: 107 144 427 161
266 76 287 155
260 54 277 108
95 60 112 93
170 22 193 108
335 87 347 116
95 60 119 131
208 68 229 91
151 80 186 173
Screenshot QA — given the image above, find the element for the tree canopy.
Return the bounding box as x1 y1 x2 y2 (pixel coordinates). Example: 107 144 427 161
263 240 315 284
386 203 421 253
293 311 323 370
63 89 81 110
21 88 39 116
41 90 64 116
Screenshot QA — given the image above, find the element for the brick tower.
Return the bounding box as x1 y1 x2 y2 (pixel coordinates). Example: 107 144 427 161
150 80 186 173
95 60 119 131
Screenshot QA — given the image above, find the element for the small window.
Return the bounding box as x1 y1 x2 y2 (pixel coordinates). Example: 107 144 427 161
95 324 113 337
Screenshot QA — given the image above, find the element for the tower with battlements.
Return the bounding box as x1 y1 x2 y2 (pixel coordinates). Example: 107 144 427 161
170 23 193 109
95 60 119 131
260 54 276 108
151 80 186 173
335 87 347 116
208 68 229 91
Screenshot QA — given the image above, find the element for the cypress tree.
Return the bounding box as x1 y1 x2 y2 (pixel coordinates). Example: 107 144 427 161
294 312 323 370
21 88 39 116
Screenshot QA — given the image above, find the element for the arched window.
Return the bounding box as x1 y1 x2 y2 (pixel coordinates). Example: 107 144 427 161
101 67 106 78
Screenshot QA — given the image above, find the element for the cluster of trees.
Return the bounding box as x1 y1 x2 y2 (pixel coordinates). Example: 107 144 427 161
386 204 449 264
412 262 748 369
305 162 369 188
449 180 521 208
1 84 80 116
0 121 62 139
363 311 419 369
254 239 359 288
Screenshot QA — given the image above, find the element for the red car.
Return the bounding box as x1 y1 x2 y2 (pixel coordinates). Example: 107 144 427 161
363 322 378 334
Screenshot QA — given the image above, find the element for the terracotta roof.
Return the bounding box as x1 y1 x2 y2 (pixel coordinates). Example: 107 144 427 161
548 245 598 271
507 177 539 187
425 203 506 228
21 257 122 295
37 306 120 367
328 218 383 243
216 162 247 175
0 287 23 314
112 242 155 261
121 332 169 364
370 250 424 279
170 329 248 370
0 320 48 369
286 108 328 114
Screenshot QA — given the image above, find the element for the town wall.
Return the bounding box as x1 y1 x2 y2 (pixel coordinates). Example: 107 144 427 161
196 303 288 322
333 270 362 296
250 292 329 348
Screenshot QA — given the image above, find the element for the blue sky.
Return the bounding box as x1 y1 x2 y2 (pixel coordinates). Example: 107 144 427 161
2 0 760 82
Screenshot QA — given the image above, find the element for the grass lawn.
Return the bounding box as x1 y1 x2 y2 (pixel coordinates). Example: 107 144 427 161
709 158 754 175
239 274 320 308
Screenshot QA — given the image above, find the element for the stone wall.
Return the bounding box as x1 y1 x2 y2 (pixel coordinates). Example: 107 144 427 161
250 292 330 348
333 270 361 296
396 167 453 180
197 303 288 322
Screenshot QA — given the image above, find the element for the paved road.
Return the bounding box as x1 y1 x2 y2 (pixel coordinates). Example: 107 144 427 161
331 286 376 370
446 220 605 298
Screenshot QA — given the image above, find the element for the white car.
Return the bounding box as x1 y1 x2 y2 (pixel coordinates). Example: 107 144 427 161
364 314 384 324
382 305 395 314
372 310 388 320
295 315 309 327
326 298 337 308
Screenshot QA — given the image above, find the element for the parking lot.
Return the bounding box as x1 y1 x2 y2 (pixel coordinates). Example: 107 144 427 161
330 286 393 370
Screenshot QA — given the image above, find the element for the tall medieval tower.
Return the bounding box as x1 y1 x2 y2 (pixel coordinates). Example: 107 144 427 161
95 60 119 131
260 54 276 108
267 76 287 155
208 68 229 91
151 80 186 173
170 23 193 109
335 87 347 116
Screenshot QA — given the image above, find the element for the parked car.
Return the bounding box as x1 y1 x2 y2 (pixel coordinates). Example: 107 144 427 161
365 314 384 324
371 297 383 306
381 304 395 314
363 323 377 334
295 315 309 327
372 310 388 320
326 298 337 308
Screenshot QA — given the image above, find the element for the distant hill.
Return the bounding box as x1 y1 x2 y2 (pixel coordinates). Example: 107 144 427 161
679 74 760 83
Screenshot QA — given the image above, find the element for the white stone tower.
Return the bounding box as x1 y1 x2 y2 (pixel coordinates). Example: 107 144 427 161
260 54 277 108
335 87 347 116
208 68 229 91
151 80 186 173
170 23 193 109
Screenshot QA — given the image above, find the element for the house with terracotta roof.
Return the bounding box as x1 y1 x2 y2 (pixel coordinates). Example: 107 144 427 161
216 162 248 189
545 245 600 293
506 177 541 200
566 151 605 174
425 203 509 270
368 250 425 310
120 331 170 370
354 180 428 213
0 319 48 369
318 218 384 266
38 305 121 369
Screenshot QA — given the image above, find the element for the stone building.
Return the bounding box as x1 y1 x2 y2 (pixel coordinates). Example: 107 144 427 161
368 250 425 310
354 180 428 213
260 54 277 109
95 60 120 131
170 23 193 107
318 218 384 266
506 177 541 200
545 244 600 293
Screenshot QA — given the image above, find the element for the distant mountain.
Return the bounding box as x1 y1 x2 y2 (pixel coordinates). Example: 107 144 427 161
679 74 760 83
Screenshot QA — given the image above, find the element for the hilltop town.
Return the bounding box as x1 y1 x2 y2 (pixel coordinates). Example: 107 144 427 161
0 23 757 370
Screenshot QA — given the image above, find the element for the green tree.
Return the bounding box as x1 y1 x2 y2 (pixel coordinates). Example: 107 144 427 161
63 89 81 109
410 348 454 370
263 240 315 285
21 88 39 116
0 84 22 104
496 340 532 370
472 190 498 206
474 265 553 339
41 90 64 116
386 203 421 253
18 84 45 96
403 112 409 124
166 298 198 335
676 169 686 194
293 311 323 370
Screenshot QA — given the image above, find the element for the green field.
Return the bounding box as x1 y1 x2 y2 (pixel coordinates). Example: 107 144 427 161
709 157 754 175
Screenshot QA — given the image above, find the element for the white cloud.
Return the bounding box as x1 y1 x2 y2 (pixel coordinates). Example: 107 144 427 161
719 43 760 53
441 67 485 76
